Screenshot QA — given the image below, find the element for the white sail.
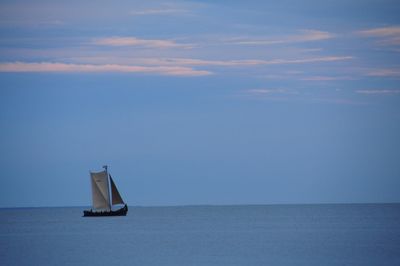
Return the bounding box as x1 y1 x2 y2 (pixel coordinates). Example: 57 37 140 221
110 175 124 205
90 170 110 210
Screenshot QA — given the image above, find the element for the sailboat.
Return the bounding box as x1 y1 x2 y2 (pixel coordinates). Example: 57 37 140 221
83 165 128 217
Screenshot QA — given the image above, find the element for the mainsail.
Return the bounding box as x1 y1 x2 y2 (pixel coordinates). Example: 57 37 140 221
90 170 111 210
110 175 124 205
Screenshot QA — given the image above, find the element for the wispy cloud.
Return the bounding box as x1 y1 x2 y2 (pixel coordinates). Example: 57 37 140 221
307 98 367 105
358 26 400 46
129 2 203 16
0 19 65 28
0 55 353 78
301 76 354 81
134 56 352 67
130 8 188 16
0 62 211 76
245 88 298 95
65 56 353 69
356 89 400 95
359 26 400 37
238 88 300 103
227 30 334 46
241 88 364 105
262 56 352 65
93 37 193 49
367 69 400 77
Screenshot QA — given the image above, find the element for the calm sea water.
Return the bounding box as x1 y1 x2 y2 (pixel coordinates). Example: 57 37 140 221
0 204 399 266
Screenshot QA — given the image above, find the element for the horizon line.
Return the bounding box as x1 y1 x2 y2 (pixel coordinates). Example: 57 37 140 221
1 201 399 209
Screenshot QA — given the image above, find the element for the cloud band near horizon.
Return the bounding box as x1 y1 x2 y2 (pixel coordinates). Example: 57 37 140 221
93 37 192 49
0 55 353 77
0 62 212 76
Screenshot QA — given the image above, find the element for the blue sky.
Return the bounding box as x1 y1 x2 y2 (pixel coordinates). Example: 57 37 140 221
0 0 400 207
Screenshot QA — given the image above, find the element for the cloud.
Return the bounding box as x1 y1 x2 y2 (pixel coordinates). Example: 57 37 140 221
41 56 352 79
241 89 364 105
227 30 334 46
301 76 354 81
358 26 400 46
0 56 352 78
263 56 352 65
130 8 188 16
356 89 400 95
367 69 400 77
245 88 298 95
0 62 211 76
238 88 299 103
67 56 352 69
137 56 352 67
0 19 65 28
147 58 267 66
308 98 367 105
358 26 400 37
93 37 193 49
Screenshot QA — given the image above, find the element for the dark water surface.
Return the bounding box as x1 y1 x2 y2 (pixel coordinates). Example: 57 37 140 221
1 204 399 265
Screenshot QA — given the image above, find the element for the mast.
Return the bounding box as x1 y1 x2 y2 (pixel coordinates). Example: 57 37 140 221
103 165 112 210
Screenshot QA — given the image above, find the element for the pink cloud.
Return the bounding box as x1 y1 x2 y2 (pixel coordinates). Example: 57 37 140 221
356 89 400 95
367 69 400 77
228 30 334 45
137 56 352 67
245 88 298 95
301 76 354 81
93 37 192 49
0 55 352 78
265 56 352 65
0 62 211 76
358 26 400 46
359 26 400 37
130 8 188 16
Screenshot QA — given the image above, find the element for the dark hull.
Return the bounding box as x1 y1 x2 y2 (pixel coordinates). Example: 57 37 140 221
83 205 128 217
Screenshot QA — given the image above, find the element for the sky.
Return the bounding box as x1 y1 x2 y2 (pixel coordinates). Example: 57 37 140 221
0 0 400 207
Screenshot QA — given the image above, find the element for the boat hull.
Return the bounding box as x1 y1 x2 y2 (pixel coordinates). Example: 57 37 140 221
83 204 128 217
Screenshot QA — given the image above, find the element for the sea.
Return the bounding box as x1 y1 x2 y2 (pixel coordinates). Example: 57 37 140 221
1 204 399 266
